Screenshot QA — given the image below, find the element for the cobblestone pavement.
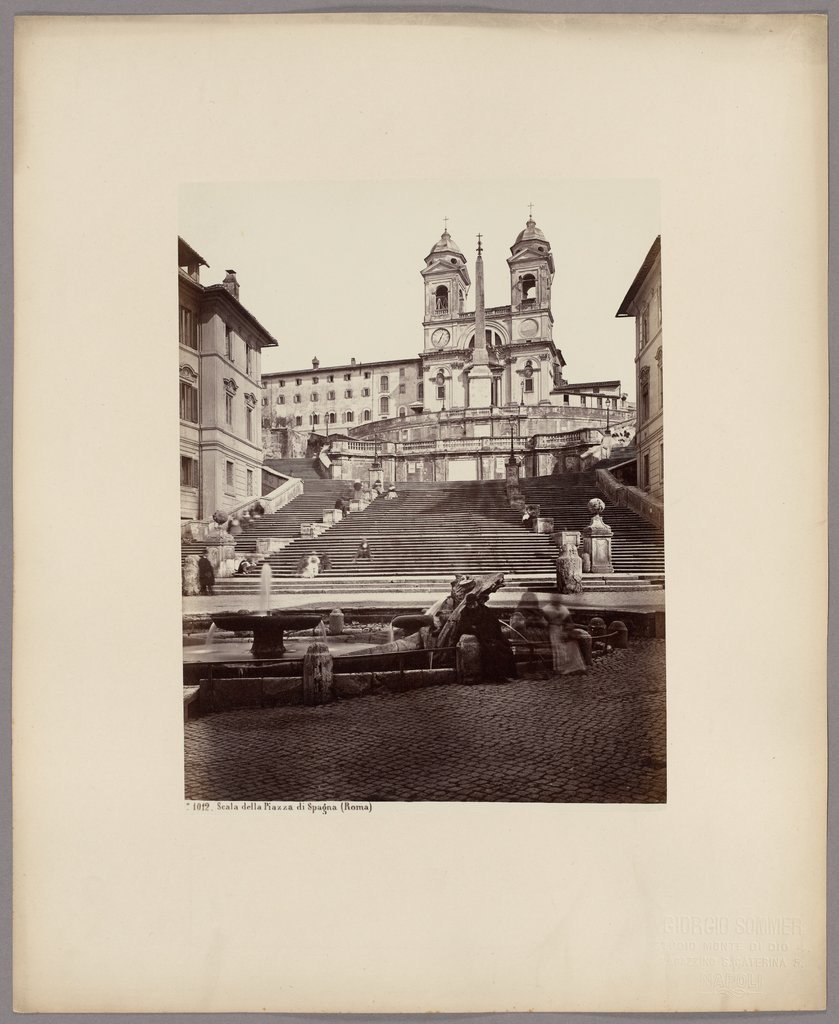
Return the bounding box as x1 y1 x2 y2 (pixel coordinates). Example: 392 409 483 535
184 639 666 803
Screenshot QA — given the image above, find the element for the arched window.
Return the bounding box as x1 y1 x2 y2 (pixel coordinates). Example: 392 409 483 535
521 273 536 301
310 392 318 402
295 415 303 426
417 382 424 401
363 409 372 422
343 410 354 424
434 285 449 311
380 396 389 416
327 412 337 425
310 413 320 426
398 406 407 418
379 375 389 392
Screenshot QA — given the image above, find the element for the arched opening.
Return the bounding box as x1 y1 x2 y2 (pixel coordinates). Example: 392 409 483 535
434 285 449 312
468 328 504 349
521 273 536 302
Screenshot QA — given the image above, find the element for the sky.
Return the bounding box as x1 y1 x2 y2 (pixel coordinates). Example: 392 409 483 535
179 180 659 399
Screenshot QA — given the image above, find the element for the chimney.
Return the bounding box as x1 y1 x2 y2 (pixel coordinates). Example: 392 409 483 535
312 357 320 369
350 357 356 366
222 269 240 300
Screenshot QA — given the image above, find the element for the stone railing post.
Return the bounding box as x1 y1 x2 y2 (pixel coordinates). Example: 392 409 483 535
303 641 334 705
456 634 481 685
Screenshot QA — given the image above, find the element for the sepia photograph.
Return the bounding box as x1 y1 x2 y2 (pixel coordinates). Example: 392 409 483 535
179 181 665 802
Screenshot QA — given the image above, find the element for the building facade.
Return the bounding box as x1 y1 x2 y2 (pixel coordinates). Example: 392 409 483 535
261 215 632 479
616 235 663 500
178 238 278 521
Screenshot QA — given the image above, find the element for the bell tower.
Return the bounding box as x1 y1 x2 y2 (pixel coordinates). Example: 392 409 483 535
507 209 555 348
421 223 470 355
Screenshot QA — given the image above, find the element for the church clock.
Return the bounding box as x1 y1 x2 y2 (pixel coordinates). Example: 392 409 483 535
431 327 451 348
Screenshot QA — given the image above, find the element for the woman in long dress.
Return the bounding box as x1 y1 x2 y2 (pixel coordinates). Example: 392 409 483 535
544 598 587 676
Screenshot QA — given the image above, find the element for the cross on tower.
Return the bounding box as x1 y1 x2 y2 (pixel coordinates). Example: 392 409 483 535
528 202 535 219
443 216 449 233
476 232 483 254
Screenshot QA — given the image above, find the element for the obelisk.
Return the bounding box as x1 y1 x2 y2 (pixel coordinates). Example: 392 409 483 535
467 233 493 408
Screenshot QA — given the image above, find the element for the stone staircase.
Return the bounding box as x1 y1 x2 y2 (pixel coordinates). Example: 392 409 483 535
209 474 663 594
520 471 663 575
263 457 325 480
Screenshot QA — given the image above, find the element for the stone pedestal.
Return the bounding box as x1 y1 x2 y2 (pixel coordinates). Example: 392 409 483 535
300 523 316 538
555 529 581 552
349 500 361 512
203 530 236 577
580 498 614 573
302 642 334 705
535 517 554 534
322 509 335 525
182 555 200 596
556 545 583 594
505 458 520 492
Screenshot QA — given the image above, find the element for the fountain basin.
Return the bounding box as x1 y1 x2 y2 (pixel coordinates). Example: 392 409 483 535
210 610 324 656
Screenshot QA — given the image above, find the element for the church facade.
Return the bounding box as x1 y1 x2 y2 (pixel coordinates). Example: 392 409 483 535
261 215 631 481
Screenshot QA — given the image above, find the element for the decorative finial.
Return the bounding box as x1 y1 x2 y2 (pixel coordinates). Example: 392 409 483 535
528 202 535 219
443 216 449 234
476 232 483 255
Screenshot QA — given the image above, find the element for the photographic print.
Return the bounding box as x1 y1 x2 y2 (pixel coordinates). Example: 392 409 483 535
179 180 665 803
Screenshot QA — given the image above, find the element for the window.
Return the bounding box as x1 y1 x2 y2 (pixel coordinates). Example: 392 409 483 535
593 387 600 394
246 469 254 496
225 392 233 424
563 394 570 405
380 396 389 416
225 326 234 360
641 381 650 422
293 415 301 426
327 412 337 425
343 410 354 424
643 453 650 490
343 373 351 381
639 309 648 346
294 377 302 386
344 389 353 399
417 382 424 401
399 367 405 378
436 385 446 401
361 387 370 397
293 394 301 404
246 345 253 376
327 375 334 383
180 456 198 487
399 383 406 395
363 409 372 422
179 380 198 422
523 377 534 393
398 406 407 418
277 395 285 406
380 375 389 391
246 405 254 440
597 396 603 408
363 370 371 379
312 376 319 384
325 390 334 400
225 460 234 489
580 395 586 406
278 380 286 388
310 413 320 426
434 284 449 311
179 306 198 349
310 392 319 402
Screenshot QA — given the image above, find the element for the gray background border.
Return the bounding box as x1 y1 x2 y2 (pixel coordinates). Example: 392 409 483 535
0 1 833 1021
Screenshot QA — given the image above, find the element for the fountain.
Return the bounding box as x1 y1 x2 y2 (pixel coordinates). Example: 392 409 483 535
209 564 324 657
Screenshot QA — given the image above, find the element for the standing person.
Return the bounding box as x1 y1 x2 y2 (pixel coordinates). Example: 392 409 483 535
543 597 587 676
197 549 215 596
385 484 399 501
